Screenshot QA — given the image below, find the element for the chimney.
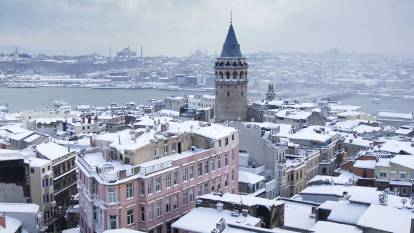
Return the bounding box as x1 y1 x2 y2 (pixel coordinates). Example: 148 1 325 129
216 202 223 212
0 213 5 228
118 134 121 145
87 115 92 124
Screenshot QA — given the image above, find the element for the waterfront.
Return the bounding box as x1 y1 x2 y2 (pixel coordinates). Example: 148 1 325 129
0 87 202 112
1 87 413 114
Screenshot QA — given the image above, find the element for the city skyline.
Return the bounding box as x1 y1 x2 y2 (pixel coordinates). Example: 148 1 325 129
1 0 414 56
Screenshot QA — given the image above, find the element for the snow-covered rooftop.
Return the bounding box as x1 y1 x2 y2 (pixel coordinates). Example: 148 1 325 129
171 207 261 233
288 126 338 143
357 204 411 233
194 124 237 140
312 221 362 233
390 154 414 169
353 160 376 169
327 200 368 225
36 142 72 160
199 193 283 209
238 171 264 185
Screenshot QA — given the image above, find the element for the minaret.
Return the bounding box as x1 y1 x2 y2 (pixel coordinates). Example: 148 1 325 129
266 82 276 101
214 17 248 122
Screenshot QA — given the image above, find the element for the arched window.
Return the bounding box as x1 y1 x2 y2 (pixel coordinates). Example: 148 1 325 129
240 72 244 79
226 71 230 79
233 71 238 79
219 72 223 79
241 91 244 96
227 91 230 96
322 167 327 175
226 61 230 66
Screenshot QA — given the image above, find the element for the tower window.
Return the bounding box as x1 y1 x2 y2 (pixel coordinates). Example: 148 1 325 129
233 71 237 79
241 91 244 96
226 72 230 79
227 91 230 96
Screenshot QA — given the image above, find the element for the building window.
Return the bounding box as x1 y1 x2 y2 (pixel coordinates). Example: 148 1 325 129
166 196 171 213
155 176 161 192
182 190 188 206
183 167 189 181
173 193 179 210
126 182 134 199
232 134 234 141
147 178 153 194
197 185 202 196
140 207 145 222
231 169 235 181
225 138 229 145
219 140 222 147
127 209 134 225
156 200 162 217
379 171 387 178
225 154 228 166
211 158 215 171
109 215 117 229
140 180 145 196
107 187 117 204
30 168 35 174
166 173 171 189
198 162 203 176
189 165 194 179
147 204 153 221
173 170 179 185
189 188 194 202
225 174 229 187
204 182 209 194
205 159 209 174
217 156 221 169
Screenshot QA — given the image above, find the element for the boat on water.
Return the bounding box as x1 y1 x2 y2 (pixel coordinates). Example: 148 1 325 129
53 100 68 108
372 98 380 104
6 83 38 88
0 104 8 113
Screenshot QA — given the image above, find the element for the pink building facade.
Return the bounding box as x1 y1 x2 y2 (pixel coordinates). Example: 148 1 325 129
77 124 239 233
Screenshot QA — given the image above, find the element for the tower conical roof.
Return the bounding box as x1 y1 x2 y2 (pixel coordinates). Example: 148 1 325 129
220 24 242 58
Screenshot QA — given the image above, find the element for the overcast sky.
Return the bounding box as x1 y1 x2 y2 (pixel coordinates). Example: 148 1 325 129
1 0 413 56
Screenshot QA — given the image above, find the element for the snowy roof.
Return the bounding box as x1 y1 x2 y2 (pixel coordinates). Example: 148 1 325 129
336 111 364 117
199 193 283 209
0 203 39 213
376 158 391 167
353 160 376 169
0 216 22 233
103 229 145 233
395 127 414 135
390 154 414 169
172 207 260 233
157 109 179 117
327 200 368 225
288 126 337 143
379 140 414 154
332 120 365 131
109 129 156 151
62 228 81 233
308 174 355 186
299 185 414 209
283 200 316 231
245 122 293 138
9 131 33 141
357 204 411 233
194 124 237 140
29 157 51 168
377 112 413 120
275 109 312 120
166 120 202 135
312 221 362 233
0 149 23 161
36 142 72 160
353 125 381 134
238 171 264 185
23 134 42 143
341 133 372 147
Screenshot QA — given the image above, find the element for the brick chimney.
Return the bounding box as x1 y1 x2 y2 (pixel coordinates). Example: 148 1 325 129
0 213 6 228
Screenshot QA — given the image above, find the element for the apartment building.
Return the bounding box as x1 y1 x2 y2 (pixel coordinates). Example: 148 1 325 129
76 122 239 233
288 126 343 175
